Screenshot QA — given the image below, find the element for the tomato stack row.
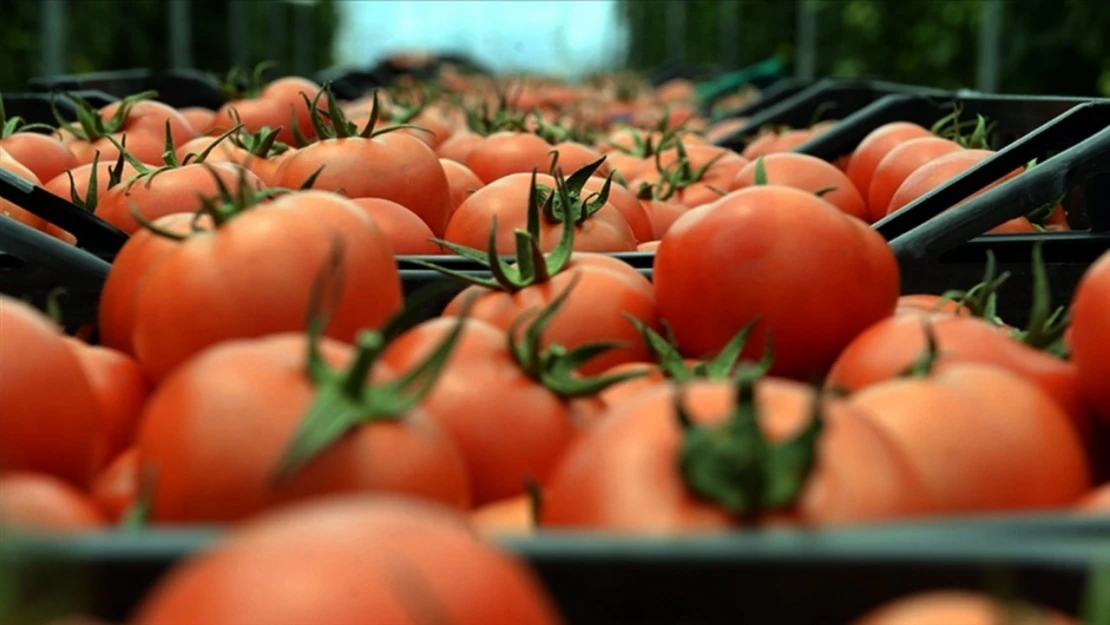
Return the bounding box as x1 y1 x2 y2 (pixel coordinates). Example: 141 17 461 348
1 66 1108 624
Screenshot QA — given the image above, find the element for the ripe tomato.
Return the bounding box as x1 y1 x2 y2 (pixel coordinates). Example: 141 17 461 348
62 98 197 165
549 141 611 178
844 122 933 202
443 253 658 375
260 76 326 143
133 497 563 625
439 157 485 214
640 197 687 240
654 186 899 380
471 494 535 536
0 298 104 486
63 339 150 461
436 129 485 163
849 363 1089 513
637 240 661 251
95 162 265 234
350 197 441 255
178 107 216 135
866 137 963 221
444 171 636 253
596 362 670 408
383 317 577 505
130 191 403 382
741 129 814 160
541 379 930 531
278 128 453 236
894 294 971 317
633 144 748 209
730 153 867 221
603 150 646 183
1 131 79 183
1071 250 1110 423
43 157 145 205
466 131 556 183
90 448 138 523
704 117 748 144
0 472 106 532
136 334 469 523
212 97 291 142
585 174 653 243
851 591 1077 625
1 151 49 231
174 135 289 187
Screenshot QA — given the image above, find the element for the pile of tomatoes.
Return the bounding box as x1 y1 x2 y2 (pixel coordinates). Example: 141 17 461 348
1 65 1107 624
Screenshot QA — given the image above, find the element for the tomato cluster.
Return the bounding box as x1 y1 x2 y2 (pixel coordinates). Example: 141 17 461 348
1 66 1107 623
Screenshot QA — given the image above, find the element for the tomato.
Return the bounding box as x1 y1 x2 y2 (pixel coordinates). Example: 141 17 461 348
654 186 899 380
850 591 1078 625
90 448 138 523
827 314 1091 435
596 362 669 408
133 497 562 625
260 76 326 143
471 494 535 536
632 144 748 209
444 171 637 253
0 298 104 485
130 191 403 382
178 107 216 135
541 379 930 531
584 174 653 243
640 198 687 240
1 151 49 231
95 162 265 234
62 98 198 165
730 152 868 221
98 213 205 356
173 135 289 187
603 150 645 183
63 339 150 461
845 122 933 201
399 109 455 150
894 294 970 317
704 117 748 144
443 253 659 375
383 317 577 504
849 363 1089 513
741 129 814 160
436 129 485 163
212 97 291 141
637 240 660 251
549 141 611 178
136 334 469 523
866 137 963 221
278 127 453 237
1071 250 1110 423
0 472 106 532
886 150 1034 233
350 197 441 255
439 157 485 215
1 131 79 183
43 158 145 204
466 131 556 184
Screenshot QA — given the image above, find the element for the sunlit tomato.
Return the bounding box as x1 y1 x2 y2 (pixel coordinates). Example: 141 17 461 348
0 472 107 532
730 152 867 221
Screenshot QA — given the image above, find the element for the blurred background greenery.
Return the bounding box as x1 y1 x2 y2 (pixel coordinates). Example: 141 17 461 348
1 0 1107 97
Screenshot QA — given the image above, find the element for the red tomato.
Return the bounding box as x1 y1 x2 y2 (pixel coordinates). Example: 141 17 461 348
1 151 49 232
632 144 748 209
466 131 556 184
63 339 150 461
0 472 106 532
604 150 646 183
260 76 326 143
178 107 216 135
133 497 563 625
436 129 485 163
844 122 933 202
0 298 105 485
278 129 453 236
350 197 440 255
704 117 748 144
637 240 661 252
471 494 535 536
741 129 814 160
43 158 145 204
439 157 485 215
383 317 577 504
866 136 963 221
849 363 1089 513
136 335 469 523
730 152 867 221
443 171 637 253
584 174 653 243
542 379 930 531
1 131 79 183
442 253 659 375
63 98 197 164
130 191 403 382
549 141 611 178
851 591 1078 625
173 136 287 187
1071 250 1110 423
654 186 899 380
640 198 687 240
212 98 292 142
90 448 138 523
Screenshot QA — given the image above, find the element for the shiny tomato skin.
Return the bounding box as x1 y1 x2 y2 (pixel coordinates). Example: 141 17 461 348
260 76 325 144
466 132 555 184
63 339 150 461
133 497 563 625
131 191 403 383
1 132 79 183
350 197 440 255
439 158 485 216
845 122 933 202
277 133 453 236
654 186 899 380
436 129 485 164
583 174 653 243
866 137 963 221
1071 250 1110 423
730 152 867 221
136 335 470 523
0 298 105 486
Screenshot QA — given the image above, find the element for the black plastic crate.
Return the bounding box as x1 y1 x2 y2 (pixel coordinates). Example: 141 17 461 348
714 79 952 151
28 68 227 111
708 76 815 122
8 514 1107 625
2 91 118 127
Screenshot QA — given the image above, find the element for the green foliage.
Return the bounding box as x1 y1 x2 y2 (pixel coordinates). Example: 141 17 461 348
620 0 1110 96
0 0 336 91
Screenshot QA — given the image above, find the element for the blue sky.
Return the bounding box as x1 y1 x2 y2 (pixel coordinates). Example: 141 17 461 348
333 0 629 77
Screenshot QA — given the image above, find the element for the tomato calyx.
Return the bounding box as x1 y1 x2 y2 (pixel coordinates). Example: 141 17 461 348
507 274 646 397
935 250 1011 323
537 156 615 226
931 107 993 150
273 260 473 482
217 61 278 102
217 108 291 158
463 89 527 136
1010 242 1070 356
413 165 604 293
300 84 431 144
108 121 241 193
676 376 823 521
625 315 775 383
652 139 726 202
51 90 158 142
899 319 943 379
0 95 57 137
